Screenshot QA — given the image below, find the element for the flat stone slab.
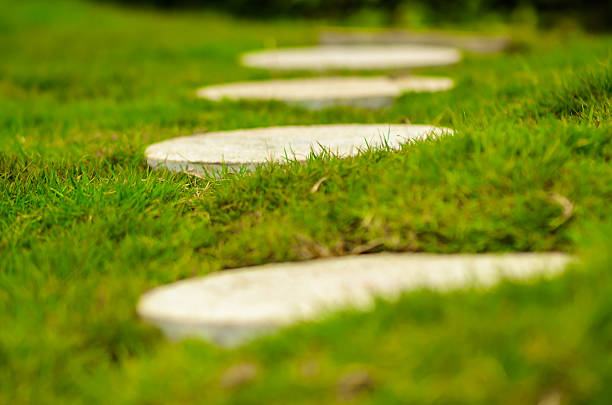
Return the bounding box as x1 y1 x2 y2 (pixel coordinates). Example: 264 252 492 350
196 76 454 109
146 124 450 174
241 45 461 71
137 253 572 346
319 30 512 54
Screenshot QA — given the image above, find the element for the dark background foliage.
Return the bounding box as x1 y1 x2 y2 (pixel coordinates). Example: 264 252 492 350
96 0 611 28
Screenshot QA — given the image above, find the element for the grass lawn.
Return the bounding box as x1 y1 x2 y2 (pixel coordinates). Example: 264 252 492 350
1 0 611 403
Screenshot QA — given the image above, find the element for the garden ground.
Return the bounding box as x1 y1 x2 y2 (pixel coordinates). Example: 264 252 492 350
0 0 611 403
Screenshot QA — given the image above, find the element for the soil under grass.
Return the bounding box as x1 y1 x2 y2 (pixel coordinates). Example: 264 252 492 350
1 0 611 403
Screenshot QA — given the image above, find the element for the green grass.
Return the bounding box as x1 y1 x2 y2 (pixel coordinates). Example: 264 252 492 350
1 0 612 403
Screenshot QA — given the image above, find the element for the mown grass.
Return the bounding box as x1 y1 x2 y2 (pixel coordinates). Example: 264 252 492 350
1 0 611 403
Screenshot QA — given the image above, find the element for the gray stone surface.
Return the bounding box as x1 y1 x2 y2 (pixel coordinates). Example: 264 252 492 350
145 124 450 174
318 30 512 54
137 253 573 346
196 76 454 109
241 45 461 71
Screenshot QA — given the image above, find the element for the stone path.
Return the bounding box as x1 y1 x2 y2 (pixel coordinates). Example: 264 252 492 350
146 124 451 174
137 30 562 350
318 30 511 54
241 45 461 71
137 253 572 346
196 76 454 109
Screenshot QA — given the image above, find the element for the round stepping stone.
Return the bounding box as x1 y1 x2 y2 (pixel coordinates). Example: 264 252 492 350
319 30 511 54
145 124 450 174
137 253 572 346
241 45 461 71
196 76 454 109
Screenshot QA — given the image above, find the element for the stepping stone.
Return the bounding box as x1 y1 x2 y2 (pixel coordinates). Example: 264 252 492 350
145 124 450 174
196 76 454 109
137 253 572 346
318 30 512 54
242 45 461 71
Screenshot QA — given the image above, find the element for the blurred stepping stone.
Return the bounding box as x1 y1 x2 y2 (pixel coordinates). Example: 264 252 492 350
196 76 454 109
137 253 572 346
319 29 512 54
145 124 450 174
242 45 461 71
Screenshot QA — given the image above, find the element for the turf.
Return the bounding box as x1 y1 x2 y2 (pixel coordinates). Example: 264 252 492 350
1 0 611 403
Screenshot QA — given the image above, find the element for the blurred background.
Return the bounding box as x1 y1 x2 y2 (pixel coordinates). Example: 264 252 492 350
96 0 612 30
